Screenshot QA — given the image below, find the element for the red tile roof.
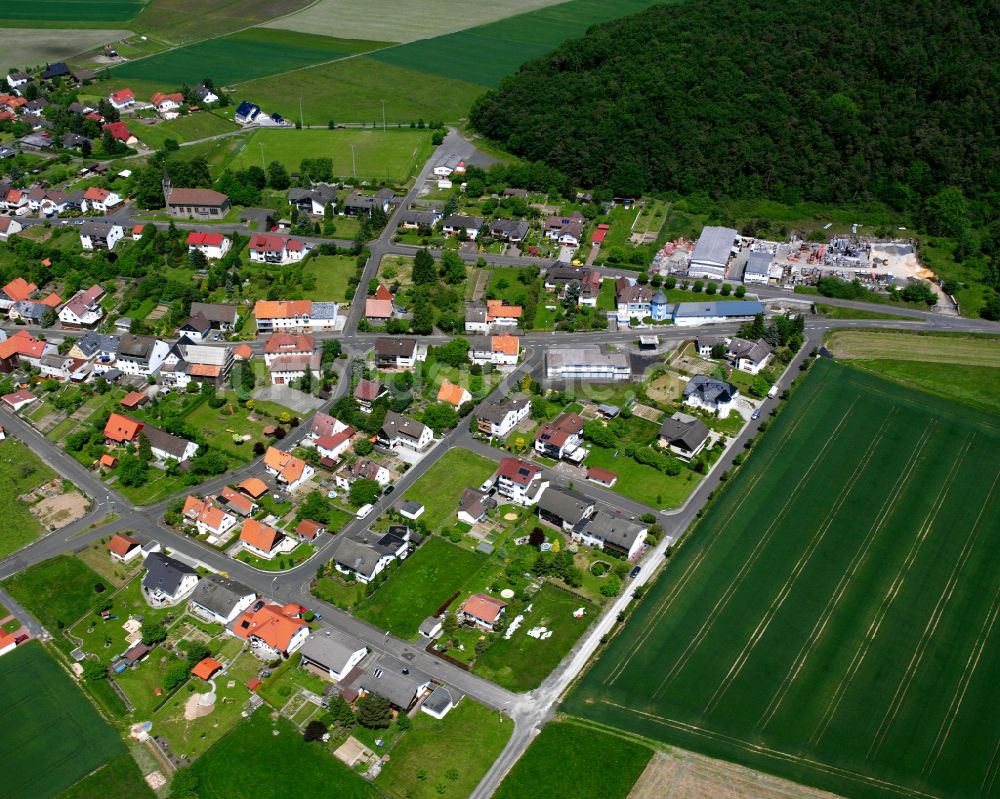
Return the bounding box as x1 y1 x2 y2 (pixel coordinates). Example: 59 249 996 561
102 121 132 142
295 519 323 540
232 603 307 652
3 277 36 302
104 413 143 443
191 657 222 680
462 593 507 624
240 518 282 553
109 88 134 104
497 457 540 486
107 534 140 557
187 231 225 247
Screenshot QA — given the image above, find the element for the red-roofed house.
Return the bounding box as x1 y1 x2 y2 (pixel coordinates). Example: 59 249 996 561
374 283 393 302
295 519 324 541
586 466 618 487
108 534 142 562
232 603 309 659
102 121 137 145
248 234 310 265
120 390 149 409
461 593 507 630
104 412 143 444
186 231 230 260
98 453 118 470
58 284 106 328
591 223 610 244
0 216 22 240
240 518 296 559
437 380 471 408
314 426 355 462
534 412 586 461
233 343 253 361
2 277 37 304
493 457 548 506
217 485 257 517
132 224 145 240
191 657 222 680
0 330 54 369
183 495 237 539
0 631 18 656
263 447 314 492
263 332 320 385
365 298 393 323
354 379 388 413
1 389 36 412
108 88 135 110
150 92 183 114
82 186 121 213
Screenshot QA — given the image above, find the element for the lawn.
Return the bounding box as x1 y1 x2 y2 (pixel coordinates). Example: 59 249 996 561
303 254 358 302
378 698 512 799
0 437 58 558
494 720 652 799
111 28 386 86
183 392 277 461
584 444 701 509
486 267 537 305
234 56 486 126
565 358 1000 799
313 575 365 609
236 543 315 571
355 537 488 638
826 329 1000 366
814 303 914 321
3 555 105 634
225 128 432 184
133 111 239 150
473 583 595 691
56 752 154 799
0 642 125 799
190 713 378 799
849 360 1000 416
400 447 498 531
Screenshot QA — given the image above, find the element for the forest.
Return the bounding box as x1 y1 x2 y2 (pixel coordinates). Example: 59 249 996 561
470 0 997 206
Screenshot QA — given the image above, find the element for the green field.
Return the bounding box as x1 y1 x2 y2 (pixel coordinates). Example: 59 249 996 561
370 0 667 86
56 753 154 799
190 713 378 799
494 720 652 799
0 438 58 557
224 128 431 184
132 0 314 44
565 358 1000 799
0 642 125 799
355 537 488 638
400 447 498 530
814 303 915 321
3 555 105 633
0 1 142 24
302 255 357 302
133 111 239 150
111 28 385 86
378 698 512 799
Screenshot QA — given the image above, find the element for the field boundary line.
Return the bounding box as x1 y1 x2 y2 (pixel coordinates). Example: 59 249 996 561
757 421 935 729
811 434 973 745
868 455 994 761
703 410 895 715
980 736 1000 796
652 397 860 700
596 700 942 799
603 372 831 687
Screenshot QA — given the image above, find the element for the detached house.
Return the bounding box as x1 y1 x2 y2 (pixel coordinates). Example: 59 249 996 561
102 121 138 146
186 231 230 260
374 338 426 370
79 220 124 251
465 300 522 333
573 512 647 560
332 528 411 584
314 426 355 463
248 233 310 265
143 425 199 463
142 552 199 607
108 88 135 111
0 330 55 371
489 218 530 244
436 380 471 408
461 593 507 631
0 216 22 240
163 185 230 219
150 91 183 114
240 518 296 560
658 412 710 461
378 411 432 451
493 457 548 506
254 299 342 334
287 183 337 216
727 337 772 374
58 284 105 328
684 375 739 418
160 341 233 389
82 186 121 213
341 189 394 216
188 574 256 625
469 334 519 366
104 412 143 445
534 412 586 462
334 458 390 491
115 334 169 376
182 495 238 540
537 487 595 532
614 277 652 322
232 603 309 659
476 394 530 438
263 446 314 492
300 630 368 682
262 332 320 385
354 379 389 413
441 214 483 239
107 534 142 562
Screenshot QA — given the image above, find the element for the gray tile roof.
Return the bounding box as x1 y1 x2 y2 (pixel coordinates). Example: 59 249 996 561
189 574 255 617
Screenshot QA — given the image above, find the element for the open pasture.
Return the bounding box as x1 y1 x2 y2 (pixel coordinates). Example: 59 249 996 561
566 359 1000 799
223 128 431 184
0 642 124 799
111 28 383 86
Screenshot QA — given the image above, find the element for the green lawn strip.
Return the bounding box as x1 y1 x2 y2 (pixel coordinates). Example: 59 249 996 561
56 751 155 799
814 303 915 321
584 444 700 509
2 555 105 638
473 583 596 692
46 416 80 441
0 437 58 557
400 447 497 530
313 575 365 609
378 699 513 799
236 543 315 571
190 712 379 799
134 111 239 150
235 56 485 126
486 267 536 305
494 719 652 799
355 537 488 639
565 359 1000 799
0 642 125 799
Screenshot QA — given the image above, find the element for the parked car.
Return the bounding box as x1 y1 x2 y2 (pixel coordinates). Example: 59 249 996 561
383 485 394 495
356 503 374 520
751 409 761 420
629 566 641 579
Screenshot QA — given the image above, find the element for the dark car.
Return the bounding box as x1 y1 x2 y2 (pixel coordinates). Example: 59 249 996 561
629 566 641 579
383 485 394 495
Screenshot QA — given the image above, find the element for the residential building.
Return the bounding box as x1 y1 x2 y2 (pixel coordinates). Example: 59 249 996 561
341 189 394 216
182 496 238 539
287 184 337 216
534 412 586 462
142 552 199 607
253 299 342 334
695 335 727 358
332 528 410 584
489 218 530 244
689 226 739 279
544 211 585 241
365 298 393 324
671 300 766 327
108 88 134 111
398 209 440 229
614 277 652 322
469 334 519 366
743 250 772 284
115 334 169 376
1 389 36 411
437 380 471 408
186 231 230 260
572 511 647 560
107 534 142 562
334 458 390 491
70 331 118 363
189 302 238 331
263 446 314 492
456 488 496 525
58 284 105 328
461 593 507 631
82 186 121 213
104 412 143 444
193 85 219 104
0 330 54 371
727 337 772 374
263 332 320 385
216 485 257 518
349 653 430 712
464 300 522 333
354 379 389 413
684 375 739 418
27 187 68 215
399 501 424 521
248 234 310 265
189 574 257 625
309 411 348 440
240 518 296 560
658 413 710 460
476 394 530 438
0 277 36 308
314 426 355 462
234 101 261 125
586 466 618 487
232 602 309 659
537 487 595 532
0 216 22 240
150 91 183 114
163 177 230 219
378 411 432 451
545 346 631 382
650 289 669 321
374 338 426 369
299 630 368 681
79 220 124 251
296 520 324 541
493 457 548 506
441 214 483 239
160 341 233 389
143 425 199 462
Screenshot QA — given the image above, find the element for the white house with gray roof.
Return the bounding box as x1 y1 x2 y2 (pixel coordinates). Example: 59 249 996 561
684 375 739 418
188 574 256 625
300 629 368 681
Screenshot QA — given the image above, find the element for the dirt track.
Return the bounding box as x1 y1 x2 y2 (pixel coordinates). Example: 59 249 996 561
628 749 844 799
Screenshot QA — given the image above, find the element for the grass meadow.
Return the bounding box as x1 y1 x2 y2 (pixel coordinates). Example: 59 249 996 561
0 438 58 557
133 111 238 150
565 358 1000 799
0 642 124 799
131 0 313 44
2 555 105 633
494 720 652 799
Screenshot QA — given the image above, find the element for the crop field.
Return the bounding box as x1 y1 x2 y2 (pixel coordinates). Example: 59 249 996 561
0 642 125 799
265 0 565 43
112 28 386 86
224 128 431 184
132 0 313 44
0 29 132 69
565 358 1000 799
0 0 142 25
371 0 670 87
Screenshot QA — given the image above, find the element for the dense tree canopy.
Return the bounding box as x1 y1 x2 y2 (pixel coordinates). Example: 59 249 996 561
471 0 999 210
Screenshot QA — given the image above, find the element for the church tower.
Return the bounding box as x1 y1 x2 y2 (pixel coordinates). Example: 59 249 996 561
161 165 172 206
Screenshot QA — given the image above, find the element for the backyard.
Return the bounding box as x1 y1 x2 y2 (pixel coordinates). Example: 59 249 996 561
400 447 498 530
